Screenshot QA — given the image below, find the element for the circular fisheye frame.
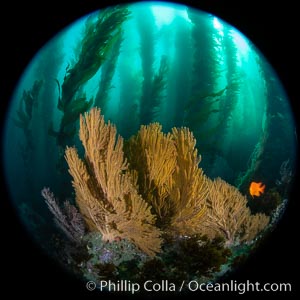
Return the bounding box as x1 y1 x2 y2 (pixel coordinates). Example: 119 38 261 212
2 1 297 293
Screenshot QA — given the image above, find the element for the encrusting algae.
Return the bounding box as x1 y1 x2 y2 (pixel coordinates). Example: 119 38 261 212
63 107 269 256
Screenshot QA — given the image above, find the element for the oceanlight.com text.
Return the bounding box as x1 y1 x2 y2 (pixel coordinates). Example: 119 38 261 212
86 279 292 294
187 280 292 294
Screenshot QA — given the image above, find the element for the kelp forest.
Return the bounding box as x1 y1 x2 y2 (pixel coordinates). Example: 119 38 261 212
3 3 297 287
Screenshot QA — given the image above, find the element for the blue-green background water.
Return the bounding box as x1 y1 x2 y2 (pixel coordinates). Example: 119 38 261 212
2 2 297 251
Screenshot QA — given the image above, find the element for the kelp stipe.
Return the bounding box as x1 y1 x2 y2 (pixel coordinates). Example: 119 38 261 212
49 6 130 150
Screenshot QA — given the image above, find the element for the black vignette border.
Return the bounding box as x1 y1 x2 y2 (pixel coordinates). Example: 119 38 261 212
0 0 298 298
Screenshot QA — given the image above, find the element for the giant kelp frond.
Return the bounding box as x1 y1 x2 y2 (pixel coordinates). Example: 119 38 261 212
184 11 226 162
136 5 156 125
94 28 124 113
23 80 43 118
183 87 226 139
14 80 43 148
139 55 169 124
60 96 93 129
150 55 169 121
14 80 43 128
65 108 161 257
14 102 30 129
184 86 227 113
53 6 130 150
61 7 130 109
235 128 269 191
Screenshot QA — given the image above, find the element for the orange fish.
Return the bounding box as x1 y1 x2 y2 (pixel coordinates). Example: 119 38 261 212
249 182 265 197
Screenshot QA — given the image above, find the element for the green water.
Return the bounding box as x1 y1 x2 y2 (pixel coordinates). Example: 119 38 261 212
2 1 297 272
